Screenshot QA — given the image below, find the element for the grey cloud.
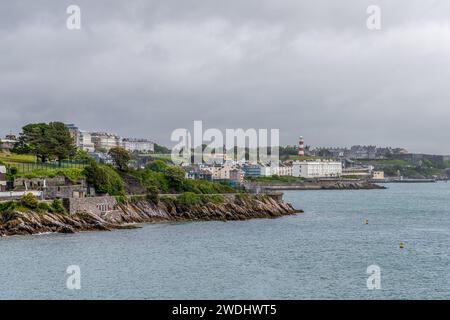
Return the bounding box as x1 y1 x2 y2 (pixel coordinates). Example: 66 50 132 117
1 0 450 153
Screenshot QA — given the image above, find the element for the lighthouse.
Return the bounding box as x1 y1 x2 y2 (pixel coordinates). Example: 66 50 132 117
298 136 305 156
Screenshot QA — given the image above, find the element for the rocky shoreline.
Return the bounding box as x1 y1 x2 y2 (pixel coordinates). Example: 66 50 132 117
0 194 300 237
247 180 385 191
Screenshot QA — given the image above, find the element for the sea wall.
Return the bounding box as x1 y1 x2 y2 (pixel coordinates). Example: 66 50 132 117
63 196 120 216
0 193 300 236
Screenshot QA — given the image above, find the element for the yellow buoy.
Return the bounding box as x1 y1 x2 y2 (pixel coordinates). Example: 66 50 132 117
399 242 405 249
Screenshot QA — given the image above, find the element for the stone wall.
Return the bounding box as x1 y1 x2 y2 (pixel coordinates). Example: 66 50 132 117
14 176 87 190
64 196 119 215
44 185 93 199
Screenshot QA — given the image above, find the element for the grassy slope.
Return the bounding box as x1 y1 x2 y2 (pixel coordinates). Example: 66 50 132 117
0 152 36 164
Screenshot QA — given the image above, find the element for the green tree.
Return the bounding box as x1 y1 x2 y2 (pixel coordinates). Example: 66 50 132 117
166 166 186 191
108 147 131 171
13 122 76 163
73 149 92 162
14 123 50 162
153 143 171 154
145 160 169 173
84 163 125 195
146 185 159 204
47 122 77 162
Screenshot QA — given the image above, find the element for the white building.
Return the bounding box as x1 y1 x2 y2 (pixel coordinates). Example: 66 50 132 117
122 138 154 153
259 165 272 177
372 171 385 180
292 160 342 178
0 134 17 151
91 132 121 151
257 163 293 177
270 164 293 176
78 130 95 153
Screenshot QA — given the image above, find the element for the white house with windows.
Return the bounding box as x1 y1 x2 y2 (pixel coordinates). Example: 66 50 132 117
292 160 342 178
78 130 95 153
121 138 154 153
91 132 121 151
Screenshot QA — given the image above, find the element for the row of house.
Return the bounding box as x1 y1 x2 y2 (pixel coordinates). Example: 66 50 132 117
0 134 18 151
66 124 155 153
308 145 409 160
183 159 344 185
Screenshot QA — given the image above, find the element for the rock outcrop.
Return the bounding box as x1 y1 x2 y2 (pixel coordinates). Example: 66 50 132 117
0 194 300 237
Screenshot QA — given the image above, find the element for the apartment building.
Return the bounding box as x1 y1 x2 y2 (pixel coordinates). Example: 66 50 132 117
91 132 121 151
122 138 154 153
292 160 342 178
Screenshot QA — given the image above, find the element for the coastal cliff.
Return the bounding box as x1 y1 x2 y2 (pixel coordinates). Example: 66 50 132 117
0 194 300 237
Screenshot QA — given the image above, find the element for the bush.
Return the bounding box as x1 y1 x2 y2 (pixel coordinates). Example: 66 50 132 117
145 160 170 173
201 194 225 205
37 202 52 212
146 185 159 204
5 166 18 181
51 199 66 214
176 192 202 206
115 195 127 205
166 166 186 191
131 169 169 193
0 201 19 212
84 163 125 196
20 193 39 209
182 179 235 194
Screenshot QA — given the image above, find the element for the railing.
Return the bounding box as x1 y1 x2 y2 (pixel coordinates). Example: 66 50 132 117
7 160 89 173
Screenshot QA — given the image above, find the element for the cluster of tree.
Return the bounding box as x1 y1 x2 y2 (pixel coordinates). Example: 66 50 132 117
154 143 171 154
279 145 300 156
108 147 131 171
13 122 76 162
131 160 234 195
84 162 125 196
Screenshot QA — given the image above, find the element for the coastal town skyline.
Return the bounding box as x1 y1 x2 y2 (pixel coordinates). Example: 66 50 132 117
0 120 448 156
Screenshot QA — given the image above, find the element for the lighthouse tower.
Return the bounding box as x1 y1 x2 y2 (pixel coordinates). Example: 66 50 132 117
298 136 305 156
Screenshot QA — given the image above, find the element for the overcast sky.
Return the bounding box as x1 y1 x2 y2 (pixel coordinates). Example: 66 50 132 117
1 0 450 153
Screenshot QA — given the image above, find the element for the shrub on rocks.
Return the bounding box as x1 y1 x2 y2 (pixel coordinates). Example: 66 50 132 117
20 193 39 209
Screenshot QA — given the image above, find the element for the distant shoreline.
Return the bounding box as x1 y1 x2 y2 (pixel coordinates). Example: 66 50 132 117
245 179 386 191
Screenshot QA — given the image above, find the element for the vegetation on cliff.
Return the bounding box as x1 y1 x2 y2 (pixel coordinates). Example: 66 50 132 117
130 160 235 195
360 159 450 179
14 167 85 182
0 193 66 214
84 162 125 196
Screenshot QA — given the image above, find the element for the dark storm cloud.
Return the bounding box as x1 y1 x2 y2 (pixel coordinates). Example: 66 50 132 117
1 0 450 153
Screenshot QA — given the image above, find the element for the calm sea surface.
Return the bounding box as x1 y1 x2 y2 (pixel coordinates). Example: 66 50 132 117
1 183 449 299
